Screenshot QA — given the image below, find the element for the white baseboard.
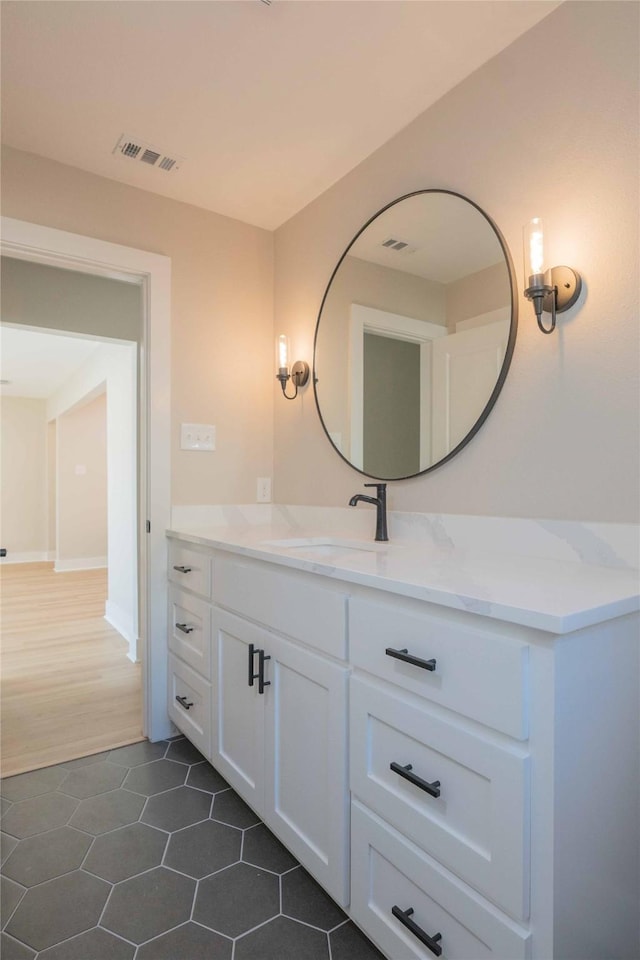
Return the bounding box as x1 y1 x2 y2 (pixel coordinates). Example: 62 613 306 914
54 555 107 572
104 600 139 662
0 550 55 564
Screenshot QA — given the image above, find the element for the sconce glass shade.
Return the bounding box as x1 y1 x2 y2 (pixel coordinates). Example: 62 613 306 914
277 334 290 375
524 218 545 282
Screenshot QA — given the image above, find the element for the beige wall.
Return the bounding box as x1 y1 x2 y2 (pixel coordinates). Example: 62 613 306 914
1 145 275 506
3 3 637 523
0 397 48 556
274 1 639 522
56 392 107 563
446 261 510 332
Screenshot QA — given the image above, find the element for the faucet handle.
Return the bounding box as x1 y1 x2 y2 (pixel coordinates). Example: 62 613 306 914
364 482 386 494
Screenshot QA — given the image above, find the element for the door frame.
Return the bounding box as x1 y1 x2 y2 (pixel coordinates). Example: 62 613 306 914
349 303 446 471
1 216 172 741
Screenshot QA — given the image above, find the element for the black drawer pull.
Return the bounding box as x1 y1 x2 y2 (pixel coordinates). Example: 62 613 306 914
248 643 259 687
390 762 441 798
175 695 194 711
248 644 271 694
175 622 194 634
173 565 192 574
258 648 271 695
392 906 442 957
385 647 436 672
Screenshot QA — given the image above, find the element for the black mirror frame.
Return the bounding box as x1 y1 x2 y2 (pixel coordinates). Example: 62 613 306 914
312 188 518 481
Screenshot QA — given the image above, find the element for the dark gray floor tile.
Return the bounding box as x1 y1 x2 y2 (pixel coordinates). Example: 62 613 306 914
211 790 260 829
0 932 36 960
58 763 126 800
2 827 92 887
141 786 210 832
164 819 241 879
0 793 79 839
282 867 346 930
165 738 206 766
108 741 167 767
235 915 330 960
5 870 110 951
135 922 232 960
329 920 387 959
186 762 229 794
194 862 279 938
1 831 18 865
101 866 195 944
243 823 298 874
122 759 187 796
1 798 11 816
59 751 112 770
83 822 167 883
1 876 26 927
1 768 67 802
36 926 135 960
69 789 145 835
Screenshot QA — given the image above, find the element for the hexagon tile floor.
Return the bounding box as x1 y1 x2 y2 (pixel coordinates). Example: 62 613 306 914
0 737 385 960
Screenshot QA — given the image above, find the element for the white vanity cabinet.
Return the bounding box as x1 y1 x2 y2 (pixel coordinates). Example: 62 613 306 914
166 532 640 960
166 539 350 907
348 590 639 960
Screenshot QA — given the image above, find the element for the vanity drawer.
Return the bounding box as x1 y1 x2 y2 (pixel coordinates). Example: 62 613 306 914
350 597 529 739
168 587 212 679
213 554 347 659
351 801 530 960
351 677 529 921
168 541 212 599
168 653 212 758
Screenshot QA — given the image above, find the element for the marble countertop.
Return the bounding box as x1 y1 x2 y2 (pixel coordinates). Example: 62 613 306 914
167 509 640 635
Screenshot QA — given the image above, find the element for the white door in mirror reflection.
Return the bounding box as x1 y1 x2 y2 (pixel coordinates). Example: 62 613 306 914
350 304 509 475
349 305 446 476
431 307 510 461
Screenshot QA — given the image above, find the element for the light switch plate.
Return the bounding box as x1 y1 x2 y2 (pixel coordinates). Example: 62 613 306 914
181 423 215 451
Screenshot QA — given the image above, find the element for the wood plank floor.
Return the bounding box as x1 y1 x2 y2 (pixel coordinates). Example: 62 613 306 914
0 562 143 777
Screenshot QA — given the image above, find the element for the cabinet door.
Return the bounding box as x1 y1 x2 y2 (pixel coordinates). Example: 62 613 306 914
210 610 265 815
263 633 349 907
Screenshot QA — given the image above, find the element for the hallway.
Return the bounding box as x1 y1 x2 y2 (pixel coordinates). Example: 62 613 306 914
1 563 143 777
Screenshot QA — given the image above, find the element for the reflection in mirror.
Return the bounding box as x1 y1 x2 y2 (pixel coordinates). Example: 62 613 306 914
313 191 516 480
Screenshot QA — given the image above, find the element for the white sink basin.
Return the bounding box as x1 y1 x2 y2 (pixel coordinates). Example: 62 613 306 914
261 537 381 556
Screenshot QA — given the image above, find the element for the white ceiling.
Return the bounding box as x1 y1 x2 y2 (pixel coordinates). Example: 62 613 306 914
0 326 102 399
1 0 560 230
349 191 504 283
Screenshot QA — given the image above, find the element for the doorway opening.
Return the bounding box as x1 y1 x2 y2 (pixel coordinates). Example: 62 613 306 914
1 313 142 775
0 216 172 774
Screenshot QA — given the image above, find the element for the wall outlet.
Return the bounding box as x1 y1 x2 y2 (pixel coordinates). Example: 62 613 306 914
257 477 272 503
181 423 215 451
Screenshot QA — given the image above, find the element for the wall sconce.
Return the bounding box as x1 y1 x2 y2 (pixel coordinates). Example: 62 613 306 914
276 334 309 400
523 219 582 334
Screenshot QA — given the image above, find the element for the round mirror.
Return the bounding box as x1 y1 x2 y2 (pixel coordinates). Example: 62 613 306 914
313 190 517 480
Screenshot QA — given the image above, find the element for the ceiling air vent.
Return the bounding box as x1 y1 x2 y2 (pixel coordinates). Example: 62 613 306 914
381 237 417 254
113 134 184 172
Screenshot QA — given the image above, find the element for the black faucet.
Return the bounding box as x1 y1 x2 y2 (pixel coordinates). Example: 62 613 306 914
348 483 388 542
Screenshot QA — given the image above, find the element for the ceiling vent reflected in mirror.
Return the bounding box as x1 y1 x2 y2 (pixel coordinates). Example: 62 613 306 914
112 134 184 172
381 237 417 255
